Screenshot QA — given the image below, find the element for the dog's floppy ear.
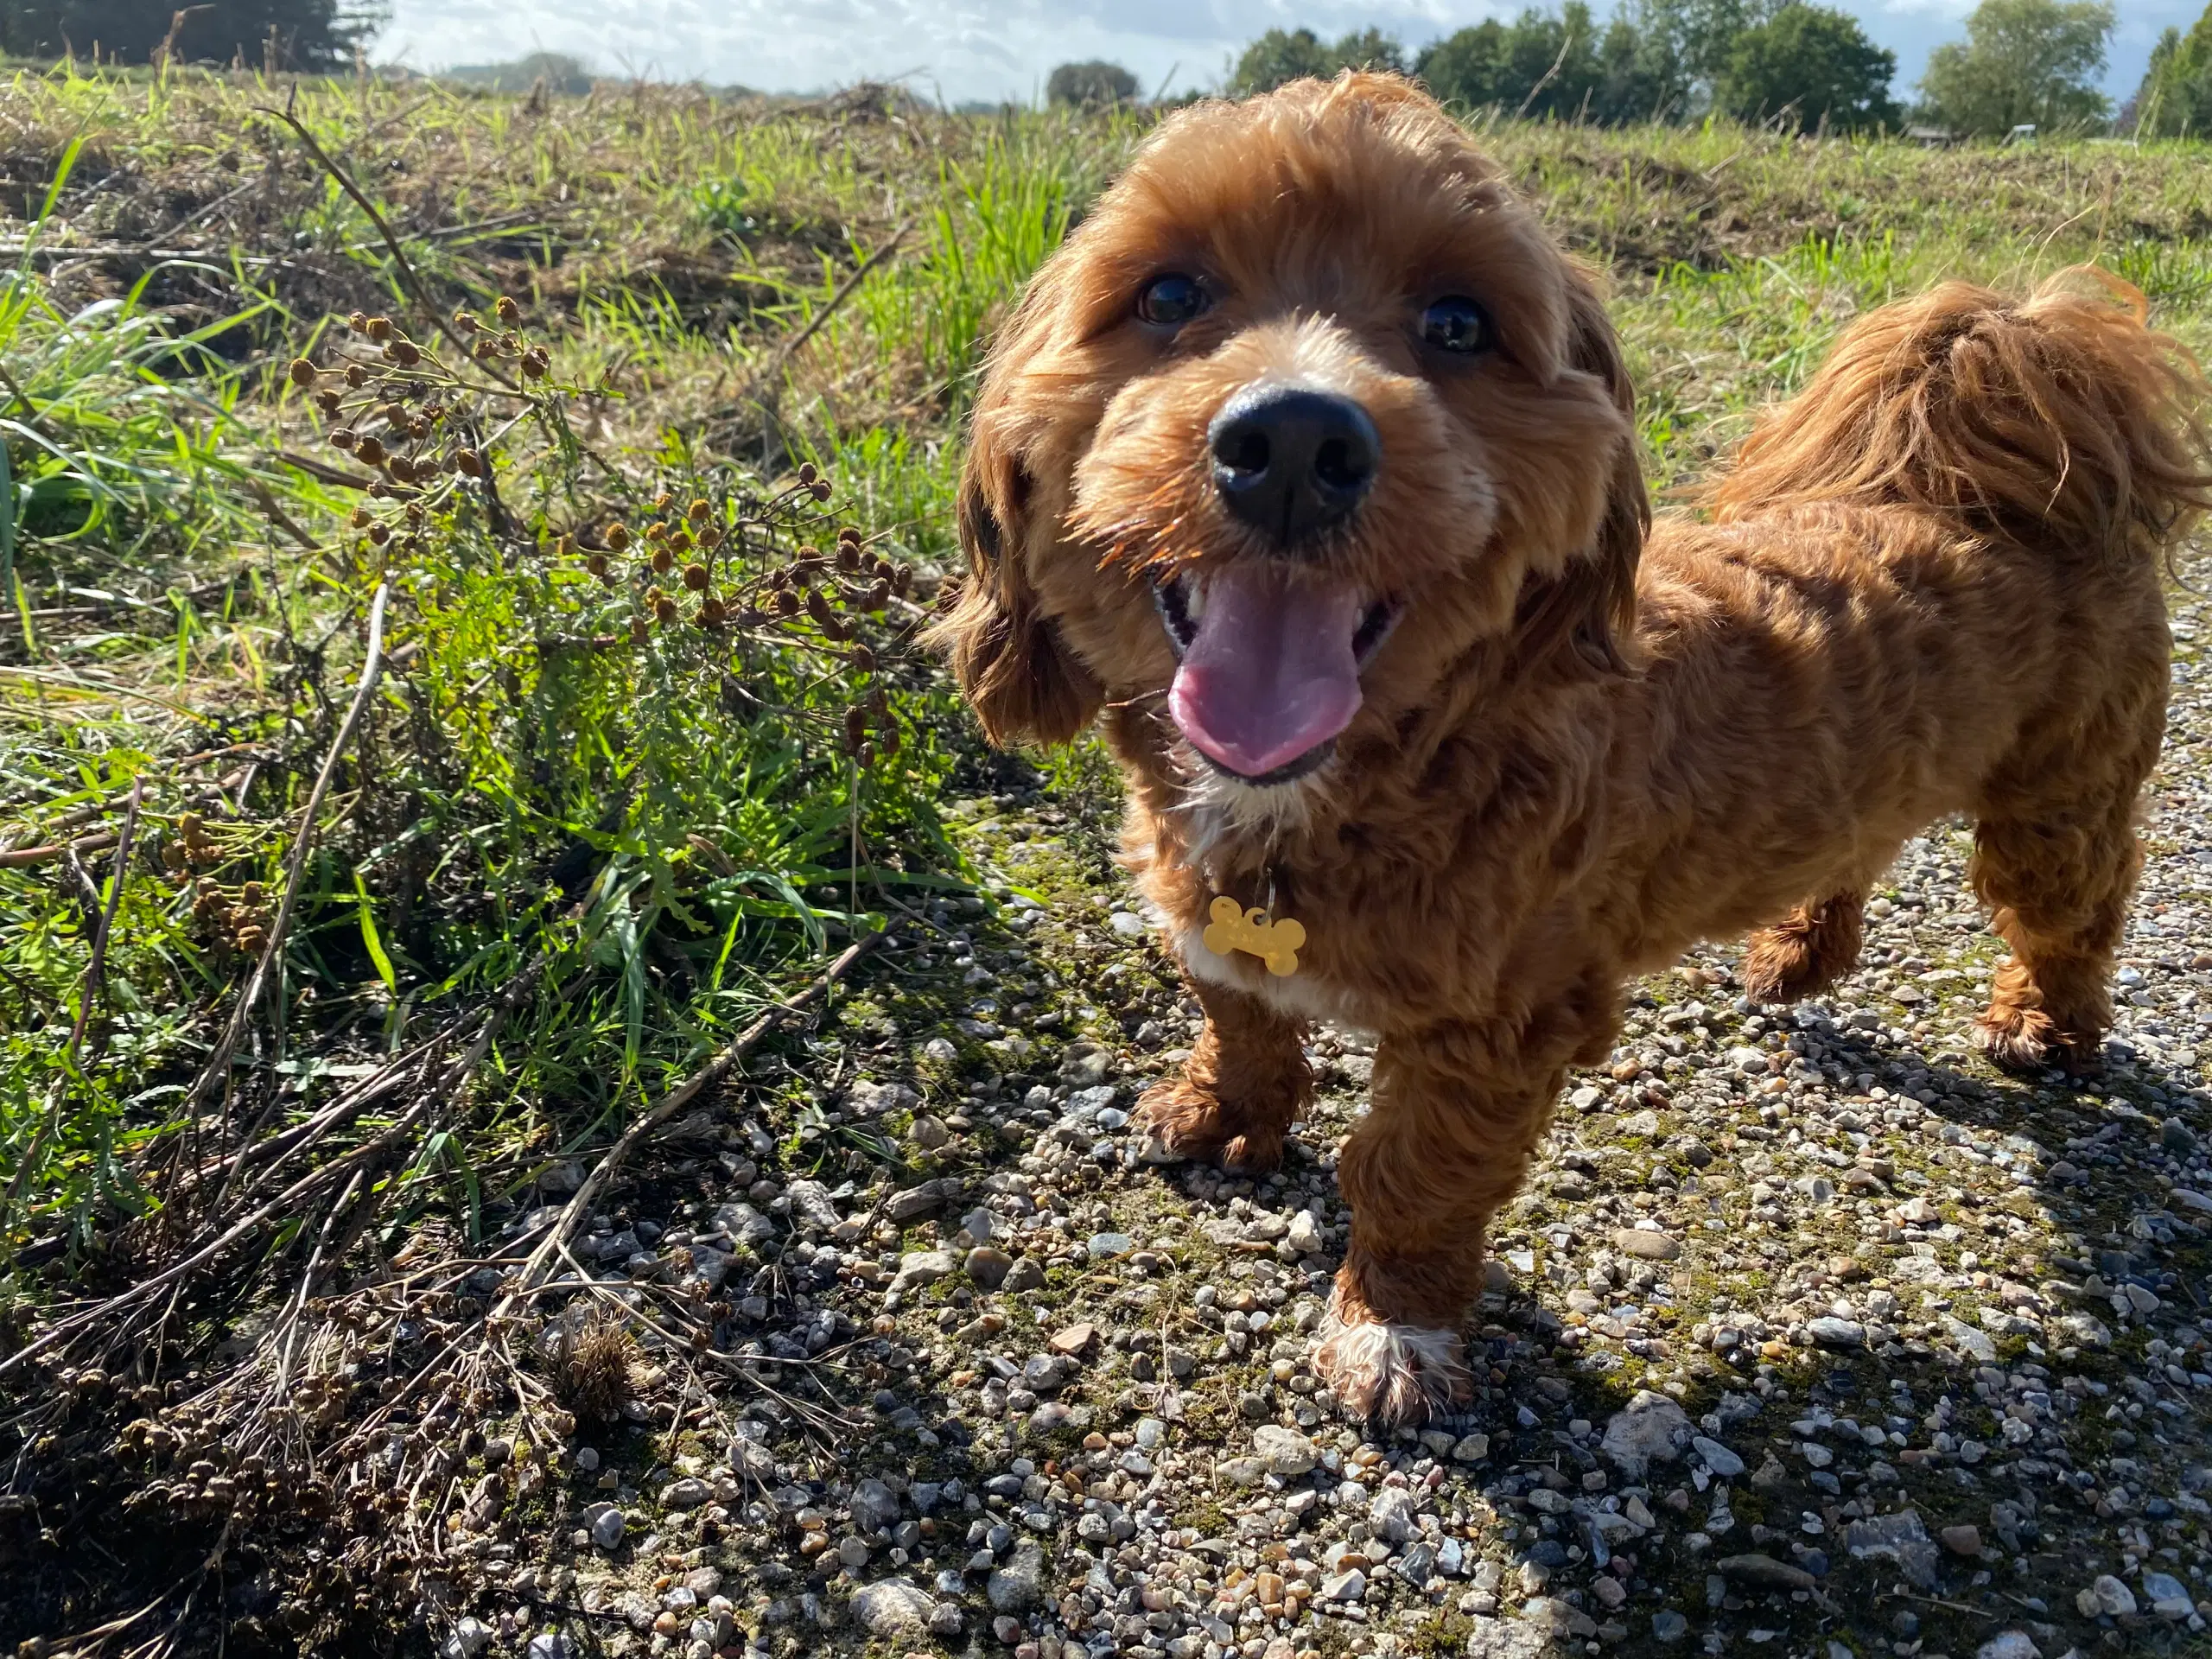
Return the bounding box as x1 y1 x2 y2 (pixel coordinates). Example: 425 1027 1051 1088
927 403 1103 748
1516 265 1649 676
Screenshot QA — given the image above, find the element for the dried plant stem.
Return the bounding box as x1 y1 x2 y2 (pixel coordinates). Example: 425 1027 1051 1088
498 931 881 1307
188 581 389 1134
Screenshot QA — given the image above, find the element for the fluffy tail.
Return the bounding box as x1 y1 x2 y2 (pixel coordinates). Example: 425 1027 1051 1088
1707 268 2212 558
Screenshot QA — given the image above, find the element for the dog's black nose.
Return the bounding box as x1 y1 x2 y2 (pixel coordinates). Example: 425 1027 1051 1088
1208 385 1378 545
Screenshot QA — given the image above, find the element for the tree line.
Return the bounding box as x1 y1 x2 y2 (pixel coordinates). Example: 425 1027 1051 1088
1057 0 2206 142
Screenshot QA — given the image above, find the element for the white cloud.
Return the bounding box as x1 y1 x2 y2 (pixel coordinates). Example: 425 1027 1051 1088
376 0 2178 109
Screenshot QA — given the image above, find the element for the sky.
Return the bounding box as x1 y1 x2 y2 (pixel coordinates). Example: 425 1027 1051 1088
376 0 2192 111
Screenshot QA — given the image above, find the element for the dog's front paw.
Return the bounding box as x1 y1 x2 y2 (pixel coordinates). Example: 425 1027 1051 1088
1133 1078 1284 1173
1313 1304 1471 1426
1974 1003 2097 1075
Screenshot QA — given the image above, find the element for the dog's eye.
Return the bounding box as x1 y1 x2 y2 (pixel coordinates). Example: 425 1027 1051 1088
1136 273 1210 328
1420 296 1492 355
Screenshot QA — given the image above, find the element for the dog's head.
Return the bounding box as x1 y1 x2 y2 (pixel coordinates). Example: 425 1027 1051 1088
931 73 1645 801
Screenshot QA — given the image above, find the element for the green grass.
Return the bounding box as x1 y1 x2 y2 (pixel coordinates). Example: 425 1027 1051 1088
1 56 2210 1481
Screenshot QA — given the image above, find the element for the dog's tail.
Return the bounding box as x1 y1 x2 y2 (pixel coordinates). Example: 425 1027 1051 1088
1706 267 2212 560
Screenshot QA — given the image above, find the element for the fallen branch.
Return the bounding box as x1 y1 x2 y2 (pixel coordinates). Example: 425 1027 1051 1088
498 931 882 1306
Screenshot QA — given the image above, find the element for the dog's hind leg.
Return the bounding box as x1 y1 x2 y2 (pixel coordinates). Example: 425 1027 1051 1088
1134 977 1308 1173
1970 749 2154 1072
1742 888 1867 1005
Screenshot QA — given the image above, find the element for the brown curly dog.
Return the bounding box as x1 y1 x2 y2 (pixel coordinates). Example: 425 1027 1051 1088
928 73 2212 1422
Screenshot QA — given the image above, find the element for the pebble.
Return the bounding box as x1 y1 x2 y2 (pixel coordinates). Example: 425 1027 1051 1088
1600 1390 1691 1478
2079 1573 2138 1617
1612 1227 1681 1261
963 1245 1014 1288
1805 1315 1866 1348
1716 1554 1817 1592
1086 1231 1135 1260
589 1507 626 1550
849 1578 934 1635
1974 1635 2043 1659
1691 1434 1745 1478
986 1542 1044 1612
1251 1424 1319 1475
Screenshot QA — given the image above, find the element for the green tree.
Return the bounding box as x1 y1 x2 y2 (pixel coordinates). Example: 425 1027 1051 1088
0 0 384 67
1417 4 1608 119
1916 0 2114 135
2130 7 2212 137
1230 26 1405 94
1046 60 1140 109
1714 3 1898 129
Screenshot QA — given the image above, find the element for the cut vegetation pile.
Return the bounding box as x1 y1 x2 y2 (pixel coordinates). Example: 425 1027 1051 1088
0 62 2209 1659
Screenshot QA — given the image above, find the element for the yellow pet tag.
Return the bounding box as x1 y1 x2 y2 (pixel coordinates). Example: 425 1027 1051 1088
1202 894 1305 977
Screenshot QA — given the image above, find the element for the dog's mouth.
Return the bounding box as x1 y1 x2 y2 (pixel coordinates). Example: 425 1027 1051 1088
1154 565 1400 782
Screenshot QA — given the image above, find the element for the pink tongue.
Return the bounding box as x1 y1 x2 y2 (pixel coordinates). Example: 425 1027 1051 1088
1168 565 1365 778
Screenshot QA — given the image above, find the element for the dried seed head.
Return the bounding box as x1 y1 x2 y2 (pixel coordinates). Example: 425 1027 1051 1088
606 524 631 551
452 309 479 333
857 741 877 766
810 479 832 502
388 340 421 367
387 455 415 484
347 310 371 333
381 403 409 426
653 595 678 626
520 347 549 380
316 390 342 415
798 462 818 486
696 597 725 626
697 525 722 550
650 547 675 575
289 357 317 388
805 590 834 626
495 295 521 325
367 523 391 546
629 616 649 645
345 363 368 388
774 589 799 617
865 579 890 611
687 498 710 523
455 449 484 477
329 428 359 452
350 507 372 528
645 522 667 543
682 563 709 591
585 551 609 580
670 527 692 550
843 706 868 751
365 316 393 343
850 644 875 672
891 566 912 596
835 543 859 573
367 478 391 499
554 534 573 558
354 435 386 467
473 339 499 361
653 492 674 513
880 724 900 755
836 525 862 548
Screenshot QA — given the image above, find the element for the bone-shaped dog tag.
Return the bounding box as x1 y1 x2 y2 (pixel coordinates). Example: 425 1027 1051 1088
1201 893 1305 977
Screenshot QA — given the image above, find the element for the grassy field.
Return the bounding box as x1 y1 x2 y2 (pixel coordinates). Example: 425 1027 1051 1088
3 61 2212 1655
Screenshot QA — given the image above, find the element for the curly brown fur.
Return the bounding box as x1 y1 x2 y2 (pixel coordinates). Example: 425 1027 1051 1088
928 74 2212 1423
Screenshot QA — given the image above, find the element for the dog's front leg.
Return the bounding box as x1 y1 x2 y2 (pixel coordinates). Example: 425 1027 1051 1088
1318 1021 1557 1425
1133 976 1310 1173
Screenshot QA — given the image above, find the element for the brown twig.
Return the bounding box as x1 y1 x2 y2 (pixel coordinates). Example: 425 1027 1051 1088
498 931 882 1306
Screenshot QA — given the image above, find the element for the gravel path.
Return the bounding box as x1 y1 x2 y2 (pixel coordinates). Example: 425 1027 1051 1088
451 584 2212 1659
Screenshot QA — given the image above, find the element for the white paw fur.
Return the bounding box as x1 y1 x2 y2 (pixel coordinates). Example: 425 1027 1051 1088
1313 1307 1469 1424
